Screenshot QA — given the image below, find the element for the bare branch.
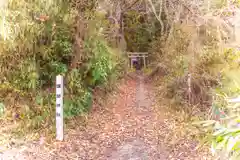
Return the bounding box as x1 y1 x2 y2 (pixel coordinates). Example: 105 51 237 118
122 0 141 12
147 0 164 34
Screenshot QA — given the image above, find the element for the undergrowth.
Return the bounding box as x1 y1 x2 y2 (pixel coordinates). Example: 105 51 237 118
0 0 126 139
148 2 240 158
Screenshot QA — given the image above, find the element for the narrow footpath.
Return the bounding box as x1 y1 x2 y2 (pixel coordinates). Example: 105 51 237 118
1 73 211 160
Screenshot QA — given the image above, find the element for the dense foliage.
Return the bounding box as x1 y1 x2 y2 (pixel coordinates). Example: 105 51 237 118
147 0 240 159
0 0 126 132
1 0 240 158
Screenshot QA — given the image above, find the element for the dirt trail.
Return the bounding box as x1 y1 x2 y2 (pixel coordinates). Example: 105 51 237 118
0 74 211 160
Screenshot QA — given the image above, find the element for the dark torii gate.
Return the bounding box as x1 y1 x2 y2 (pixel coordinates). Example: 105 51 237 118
127 52 148 69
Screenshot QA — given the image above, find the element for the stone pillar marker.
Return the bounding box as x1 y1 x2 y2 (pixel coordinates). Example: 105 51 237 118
56 75 64 141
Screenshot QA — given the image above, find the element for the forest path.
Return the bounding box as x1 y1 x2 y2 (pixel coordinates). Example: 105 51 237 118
106 73 169 159
1 73 211 160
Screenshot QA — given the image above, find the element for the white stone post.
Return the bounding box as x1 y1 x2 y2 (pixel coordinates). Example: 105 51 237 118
56 75 64 141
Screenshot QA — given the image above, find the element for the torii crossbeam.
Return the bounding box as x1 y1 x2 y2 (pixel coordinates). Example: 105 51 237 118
127 52 148 69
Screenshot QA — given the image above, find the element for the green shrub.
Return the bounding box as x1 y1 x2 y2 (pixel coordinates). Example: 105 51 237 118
0 0 125 132
195 48 240 159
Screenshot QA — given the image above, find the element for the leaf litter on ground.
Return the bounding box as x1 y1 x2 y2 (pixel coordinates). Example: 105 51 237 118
0 74 212 160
